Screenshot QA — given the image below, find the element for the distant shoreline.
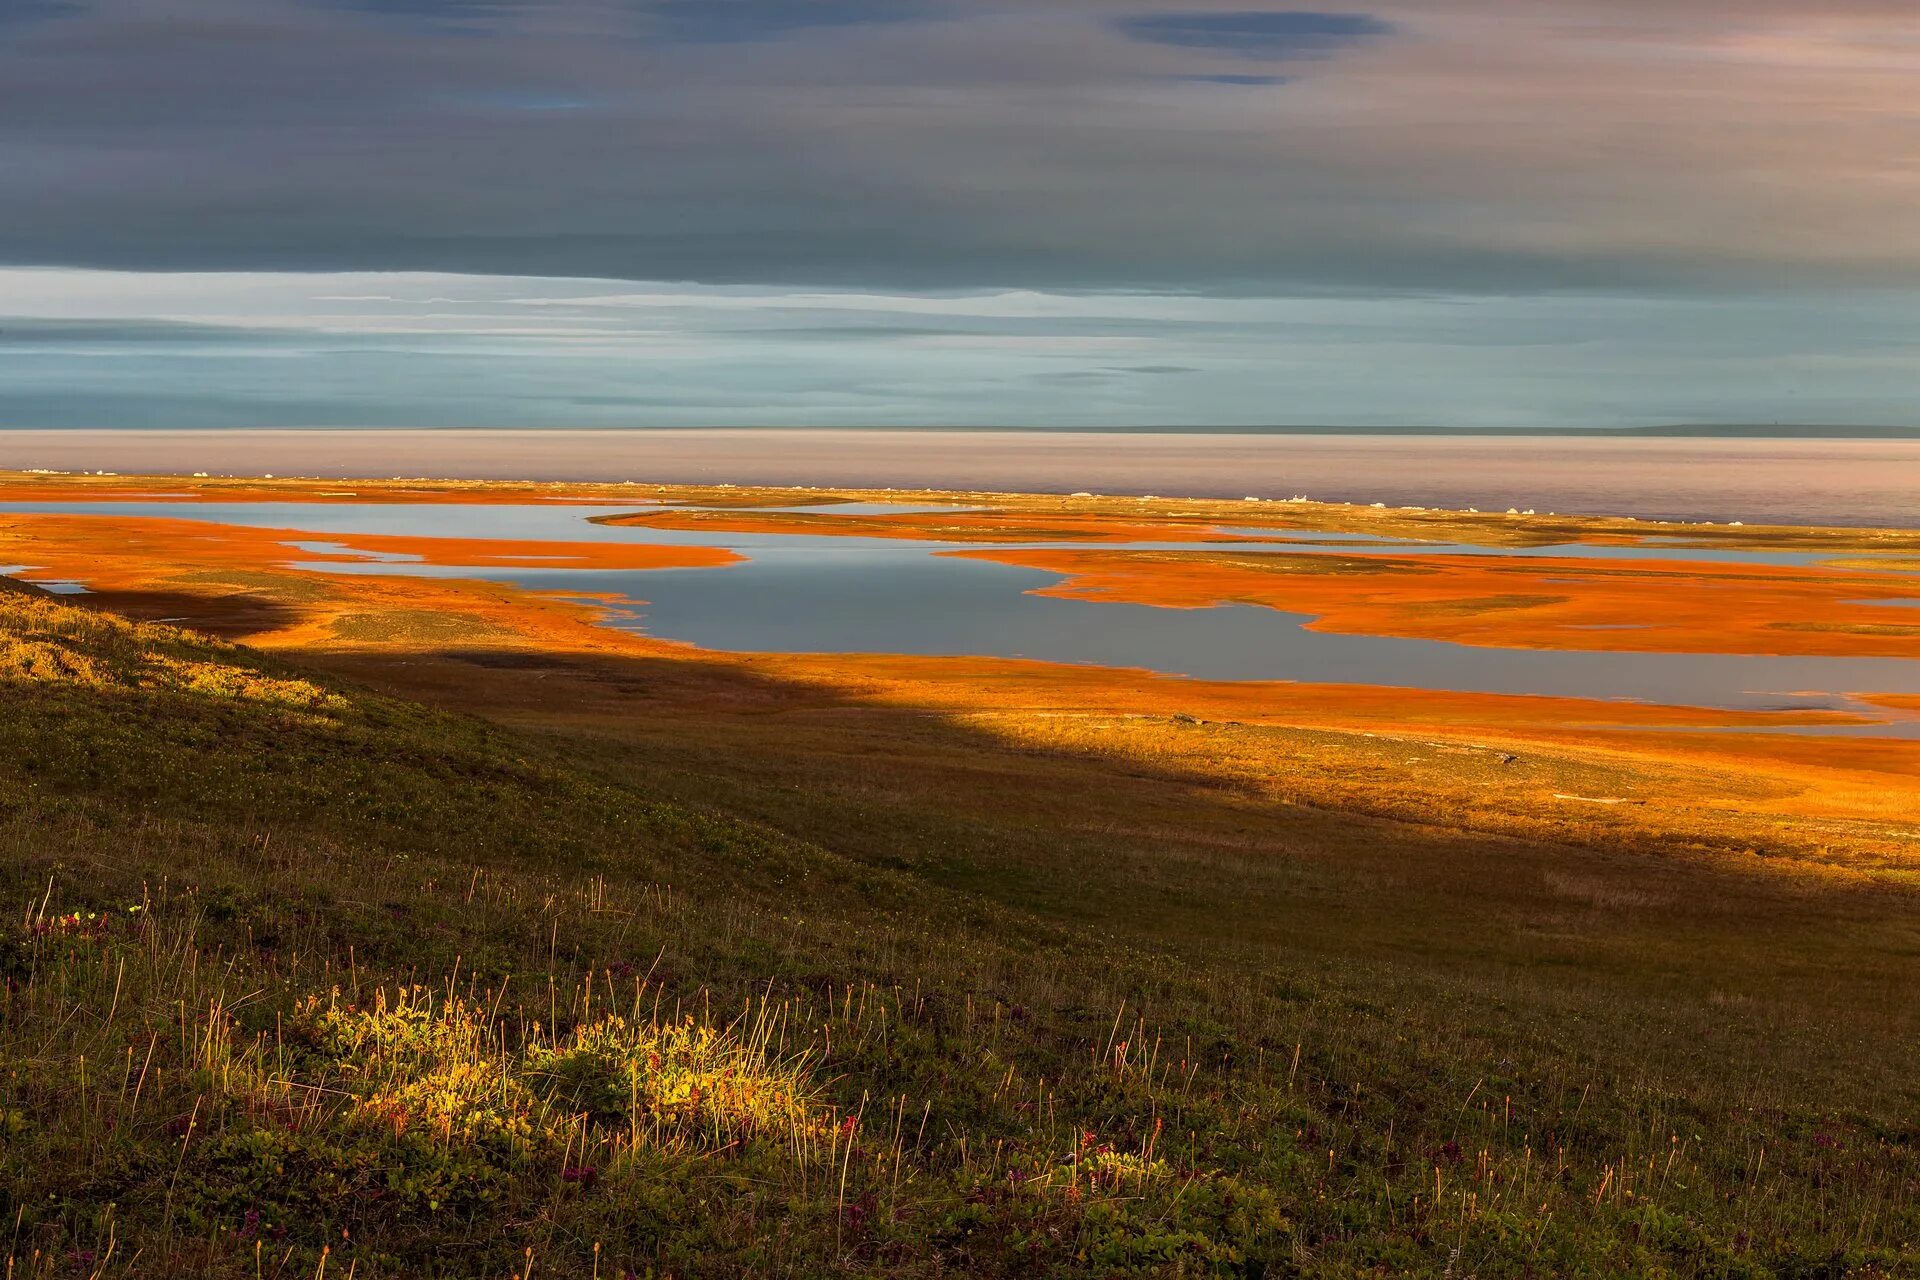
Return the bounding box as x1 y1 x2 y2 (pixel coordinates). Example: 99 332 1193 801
7 423 1919 439
2 428 1917 528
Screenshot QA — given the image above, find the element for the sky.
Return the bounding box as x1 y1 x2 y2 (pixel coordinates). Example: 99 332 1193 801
2 0 1918 429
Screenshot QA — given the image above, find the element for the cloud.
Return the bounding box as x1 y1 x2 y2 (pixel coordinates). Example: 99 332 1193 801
1177 73 1292 85
0 0 83 24
0 318 311 347
1117 11 1392 59
0 0 1915 297
645 0 946 43
295 0 535 38
3 269 1919 429
1 1 1919 427
304 0 948 42
305 0 523 18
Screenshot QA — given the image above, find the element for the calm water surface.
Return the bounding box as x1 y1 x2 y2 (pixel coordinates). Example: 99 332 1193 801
5 430 1919 527
5 499 1919 730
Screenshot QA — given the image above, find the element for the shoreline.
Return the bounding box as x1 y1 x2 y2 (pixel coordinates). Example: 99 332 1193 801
3 427 1918 528
11 422 1920 436
3 465 1919 552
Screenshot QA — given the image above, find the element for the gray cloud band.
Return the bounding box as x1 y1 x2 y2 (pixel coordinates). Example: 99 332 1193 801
1 0 1917 293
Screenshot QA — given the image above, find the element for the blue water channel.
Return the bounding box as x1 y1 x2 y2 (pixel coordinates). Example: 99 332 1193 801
4 500 1919 729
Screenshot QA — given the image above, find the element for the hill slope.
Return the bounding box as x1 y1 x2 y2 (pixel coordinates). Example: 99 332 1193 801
0 581 1914 1277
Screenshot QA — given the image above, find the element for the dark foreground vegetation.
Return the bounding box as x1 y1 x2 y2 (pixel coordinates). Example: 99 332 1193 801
0 576 1915 1277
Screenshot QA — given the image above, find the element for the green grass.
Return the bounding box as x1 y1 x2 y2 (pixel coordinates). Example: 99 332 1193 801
0 579 1916 1276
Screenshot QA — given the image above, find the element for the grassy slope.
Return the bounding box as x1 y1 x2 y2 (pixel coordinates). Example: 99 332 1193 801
0 579 1916 1277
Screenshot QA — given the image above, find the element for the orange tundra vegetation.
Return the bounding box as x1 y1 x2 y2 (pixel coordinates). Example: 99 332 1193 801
949 545 1920 659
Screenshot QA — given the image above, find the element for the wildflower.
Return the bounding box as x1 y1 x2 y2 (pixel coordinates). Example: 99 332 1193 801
561 1165 598 1187
841 1190 876 1231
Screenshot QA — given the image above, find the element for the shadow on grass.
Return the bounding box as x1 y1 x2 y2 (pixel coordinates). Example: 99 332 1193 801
303 641 1920 1053
61 585 308 641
